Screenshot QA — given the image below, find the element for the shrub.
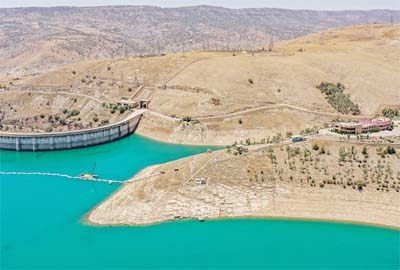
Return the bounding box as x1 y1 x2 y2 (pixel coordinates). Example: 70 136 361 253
312 142 319 151
355 180 365 191
362 146 368 158
93 117 99 122
238 119 243 124
382 108 399 118
387 146 396 155
101 120 109 125
248 78 254 84
69 110 80 117
118 105 128 114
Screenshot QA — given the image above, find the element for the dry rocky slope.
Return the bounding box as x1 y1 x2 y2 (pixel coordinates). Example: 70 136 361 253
1 24 399 143
88 140 400 227
0 6 399 76
138 24 400 145
0 91 121 133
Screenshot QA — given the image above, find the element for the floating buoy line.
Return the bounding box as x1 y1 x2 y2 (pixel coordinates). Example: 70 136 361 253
0 171 163 185
0 171 124 185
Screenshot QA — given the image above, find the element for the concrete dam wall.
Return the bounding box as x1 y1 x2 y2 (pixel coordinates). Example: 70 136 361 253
0 113 142 151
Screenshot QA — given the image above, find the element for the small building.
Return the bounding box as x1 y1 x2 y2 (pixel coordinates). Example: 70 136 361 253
139 100 150 109
333 121 363 134
333 118 393 134
195 178 207 187
117 100 138 109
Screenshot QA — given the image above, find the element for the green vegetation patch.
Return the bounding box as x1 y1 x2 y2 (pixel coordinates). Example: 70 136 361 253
382 108 399 119
317 82 360 115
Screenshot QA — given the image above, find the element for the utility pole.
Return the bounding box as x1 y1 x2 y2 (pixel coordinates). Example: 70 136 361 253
134 69 139 86
157 39 161 55
120 72 124 88
268 36 274 51
124 42 128 58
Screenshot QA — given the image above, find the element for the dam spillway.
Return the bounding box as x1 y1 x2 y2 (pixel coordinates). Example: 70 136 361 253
0 112 142 151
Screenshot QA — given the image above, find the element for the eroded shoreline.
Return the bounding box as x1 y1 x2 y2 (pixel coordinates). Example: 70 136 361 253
87 139 400 229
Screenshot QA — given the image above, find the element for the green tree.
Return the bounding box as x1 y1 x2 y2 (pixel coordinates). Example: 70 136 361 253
339 146 346 162
387 146 396 155
312 142 319 151
362 146 368 158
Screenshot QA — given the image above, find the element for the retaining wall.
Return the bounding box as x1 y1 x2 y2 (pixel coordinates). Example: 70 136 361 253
0 114 142 151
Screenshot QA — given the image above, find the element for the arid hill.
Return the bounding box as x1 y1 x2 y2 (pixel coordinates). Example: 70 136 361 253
1 24 399 144
0 6 399 76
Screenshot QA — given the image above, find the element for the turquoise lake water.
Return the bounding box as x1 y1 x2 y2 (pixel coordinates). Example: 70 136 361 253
0 134 399 269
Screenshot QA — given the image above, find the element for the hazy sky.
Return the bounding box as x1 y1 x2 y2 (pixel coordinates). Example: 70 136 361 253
1 0 399 10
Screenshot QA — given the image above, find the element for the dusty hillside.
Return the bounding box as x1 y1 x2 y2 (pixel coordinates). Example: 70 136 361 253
13 24 400 115
1 6 398 76
2 24 399 144
156 24 400 117
140 24 400 144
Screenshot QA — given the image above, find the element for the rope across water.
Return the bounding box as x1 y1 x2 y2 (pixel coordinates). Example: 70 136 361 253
0 171 125 184
0 171 163 184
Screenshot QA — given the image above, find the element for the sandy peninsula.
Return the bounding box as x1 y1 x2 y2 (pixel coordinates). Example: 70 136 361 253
88 139 400 228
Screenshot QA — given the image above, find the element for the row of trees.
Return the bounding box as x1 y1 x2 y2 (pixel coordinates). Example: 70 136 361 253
102 103 135 114
382 108 399 118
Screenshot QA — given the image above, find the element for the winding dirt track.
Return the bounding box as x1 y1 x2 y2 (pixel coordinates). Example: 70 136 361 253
1 89 104 104
143 103 363 123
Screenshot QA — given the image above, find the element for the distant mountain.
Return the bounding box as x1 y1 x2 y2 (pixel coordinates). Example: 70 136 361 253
0 6 399 75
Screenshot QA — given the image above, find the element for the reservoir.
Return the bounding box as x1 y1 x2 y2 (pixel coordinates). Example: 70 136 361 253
1 135 399 269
